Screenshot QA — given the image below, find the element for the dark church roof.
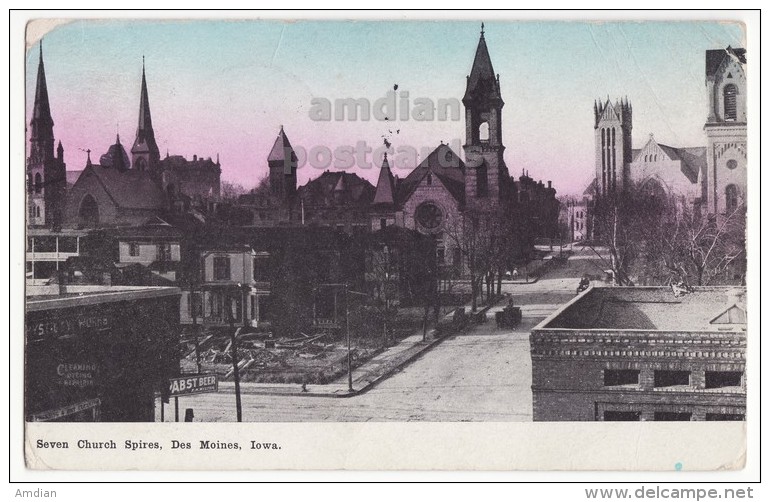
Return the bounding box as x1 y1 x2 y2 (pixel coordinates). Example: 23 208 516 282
706 47 746 78
297 171 374 207
159 154 221 173
80 164 166 210
395 143 466 206
656 144 706 184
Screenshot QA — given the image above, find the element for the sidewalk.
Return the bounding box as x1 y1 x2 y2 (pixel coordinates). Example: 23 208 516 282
217 297 503 398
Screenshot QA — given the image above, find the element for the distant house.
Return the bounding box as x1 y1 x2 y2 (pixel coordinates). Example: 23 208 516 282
530 286 746 421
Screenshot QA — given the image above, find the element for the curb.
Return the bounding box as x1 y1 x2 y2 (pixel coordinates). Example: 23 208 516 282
216 330 450 399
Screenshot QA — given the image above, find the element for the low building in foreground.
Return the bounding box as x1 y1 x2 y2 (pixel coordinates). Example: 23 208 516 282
26 284 180 422
530 286 746 421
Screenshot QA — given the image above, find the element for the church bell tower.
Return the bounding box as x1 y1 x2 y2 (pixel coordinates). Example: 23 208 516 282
463 24 506 209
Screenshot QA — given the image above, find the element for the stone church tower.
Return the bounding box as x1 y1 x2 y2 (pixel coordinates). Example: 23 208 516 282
593 97 633 195
704 47 746 217
463 24 506 210
27 42 66 228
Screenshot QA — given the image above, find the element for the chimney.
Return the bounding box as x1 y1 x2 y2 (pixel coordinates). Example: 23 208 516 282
548 181 552 189
193 154 197 161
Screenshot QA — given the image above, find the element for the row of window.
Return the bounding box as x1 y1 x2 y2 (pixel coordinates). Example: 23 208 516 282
127 242 173 261
604 411 744 421
603 369 743 389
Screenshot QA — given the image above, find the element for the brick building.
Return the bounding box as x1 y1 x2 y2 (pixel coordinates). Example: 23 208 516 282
530 286 746 421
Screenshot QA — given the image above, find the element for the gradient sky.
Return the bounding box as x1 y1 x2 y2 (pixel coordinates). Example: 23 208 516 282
26 19 744 196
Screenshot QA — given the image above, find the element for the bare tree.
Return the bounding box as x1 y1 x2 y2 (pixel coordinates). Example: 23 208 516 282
655 204 746 286
445 209 497 312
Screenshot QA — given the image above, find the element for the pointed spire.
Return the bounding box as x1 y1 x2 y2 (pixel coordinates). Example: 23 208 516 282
86 149 92 167
463 25 502 103
132 56 160 163
481 22 485 37
30 39 54 160
268 126 297 164
373 152 395 205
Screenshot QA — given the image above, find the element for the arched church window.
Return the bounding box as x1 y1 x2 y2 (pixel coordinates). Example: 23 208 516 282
34 173 42 194
644 155 648 162
478 121 489 142
725 184 739 212
654 155 657 162
35 206 41 218
79 194 100 226
136 157 147 172
724 84 737 121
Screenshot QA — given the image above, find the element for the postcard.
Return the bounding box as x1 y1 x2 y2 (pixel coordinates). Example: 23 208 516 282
17 13 756 472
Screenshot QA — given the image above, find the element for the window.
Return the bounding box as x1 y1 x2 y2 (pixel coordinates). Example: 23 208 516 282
158 243 172 262
29 204 36 219
478 121 489 142
705 371 742 389
253 256 270 282
604 369 640 387
604 411 640 421
415 203 443 230
705 413 744 421
727 159 738 170
34 173 42 194
654 370 690 388
380 218 387 230
723 84 737 121
426 174 432 186
78 194 99 226
135 157 146 172
654 412 692 421
476 162 488 197
213 256 230 280
128 243 140 257
725 184 739 212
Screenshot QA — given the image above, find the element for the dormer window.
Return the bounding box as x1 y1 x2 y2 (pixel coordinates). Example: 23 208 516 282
427 174 432 186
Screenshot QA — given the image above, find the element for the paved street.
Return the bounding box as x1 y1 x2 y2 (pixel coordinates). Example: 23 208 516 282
162 247 602 422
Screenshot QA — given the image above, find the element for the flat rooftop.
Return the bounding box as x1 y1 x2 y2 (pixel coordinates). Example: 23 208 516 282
537 286 746 332
26 285 180 312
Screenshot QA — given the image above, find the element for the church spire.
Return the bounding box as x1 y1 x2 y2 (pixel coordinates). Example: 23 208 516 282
131 56 160 170
30 40 55 162
463 24 502 104
373 152 395 205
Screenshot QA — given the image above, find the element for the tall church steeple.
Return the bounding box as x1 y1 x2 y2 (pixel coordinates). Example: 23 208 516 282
30 41 54 165
131 57 160 173
27 41 66 228
463 24 506 207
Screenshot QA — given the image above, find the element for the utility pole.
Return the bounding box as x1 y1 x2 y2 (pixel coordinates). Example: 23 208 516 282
345 283 353 393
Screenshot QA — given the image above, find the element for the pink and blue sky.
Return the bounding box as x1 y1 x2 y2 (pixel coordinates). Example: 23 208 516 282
26 19 744 196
